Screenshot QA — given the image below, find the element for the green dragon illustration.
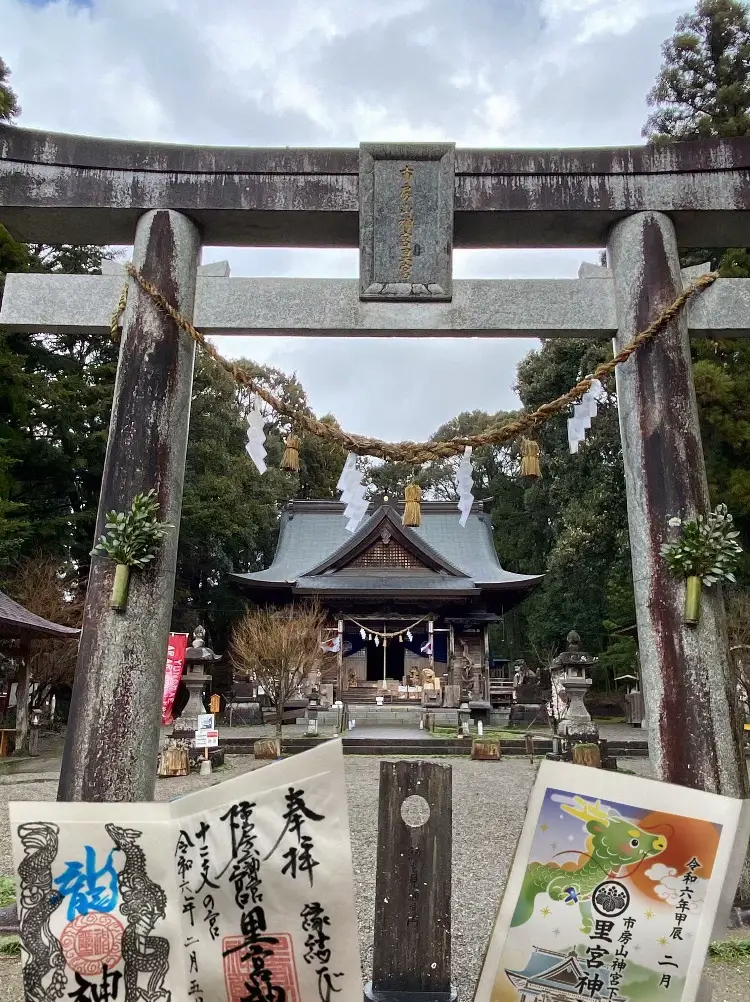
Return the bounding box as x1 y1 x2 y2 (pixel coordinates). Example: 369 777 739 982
511 796 667 932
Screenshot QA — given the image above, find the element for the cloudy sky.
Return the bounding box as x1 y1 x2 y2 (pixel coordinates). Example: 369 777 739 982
1 0 689 440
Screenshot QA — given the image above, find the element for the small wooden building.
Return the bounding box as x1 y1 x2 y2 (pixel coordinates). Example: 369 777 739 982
232 497 541 703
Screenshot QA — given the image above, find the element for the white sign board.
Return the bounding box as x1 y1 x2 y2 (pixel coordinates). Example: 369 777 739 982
10 740 362 1002
194 728 219 749
197 712 215 731
475 760 750 1002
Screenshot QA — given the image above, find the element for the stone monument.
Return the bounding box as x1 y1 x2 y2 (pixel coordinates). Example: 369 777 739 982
552 631 599 742
548 631 616 770
171 626 224 768
509 659 547 726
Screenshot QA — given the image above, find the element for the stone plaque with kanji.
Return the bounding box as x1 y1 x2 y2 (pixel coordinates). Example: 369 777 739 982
359 142 454 301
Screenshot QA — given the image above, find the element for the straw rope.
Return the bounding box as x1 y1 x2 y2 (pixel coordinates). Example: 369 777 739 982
115 262 717 463
109 282 128 342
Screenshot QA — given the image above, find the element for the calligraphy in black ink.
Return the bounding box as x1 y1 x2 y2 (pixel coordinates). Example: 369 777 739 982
265 788 325 887
301 902 343 1002
67 964 121 1002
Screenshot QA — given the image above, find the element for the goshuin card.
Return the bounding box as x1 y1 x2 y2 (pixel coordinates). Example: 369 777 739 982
475 761 750 1002
10 739 362 1002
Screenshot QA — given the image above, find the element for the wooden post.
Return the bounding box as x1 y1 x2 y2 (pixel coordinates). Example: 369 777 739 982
337 618 344 694
14 640 29 755
58 209 201 803
609 211 750 901
365 760 456 1002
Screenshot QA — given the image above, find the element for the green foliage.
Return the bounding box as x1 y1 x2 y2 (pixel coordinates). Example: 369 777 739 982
709 938 750 959
0 236 119 580
0 56 20 122
691 248 750 583
513 340 629 660
644 0 750 141
661 505 742 584
0 876 15 908
92 490 171 569
171 358 345 648
0 936 20 958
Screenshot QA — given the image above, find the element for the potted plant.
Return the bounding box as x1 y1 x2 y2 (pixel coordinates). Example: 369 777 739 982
661 504 742 626
91 489 172 611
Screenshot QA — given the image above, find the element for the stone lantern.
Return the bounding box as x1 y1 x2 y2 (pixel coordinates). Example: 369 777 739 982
175 625 219 733
552 631 599 742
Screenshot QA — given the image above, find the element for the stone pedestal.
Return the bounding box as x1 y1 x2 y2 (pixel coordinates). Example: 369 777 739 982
556 673 598 742
179 664 210 727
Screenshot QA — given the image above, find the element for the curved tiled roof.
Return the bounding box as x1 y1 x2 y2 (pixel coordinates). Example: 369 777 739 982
232 500 542 598
0 589 80 639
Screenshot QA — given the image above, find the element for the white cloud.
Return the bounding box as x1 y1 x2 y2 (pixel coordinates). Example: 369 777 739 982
0 0 684 440
645 863 678 882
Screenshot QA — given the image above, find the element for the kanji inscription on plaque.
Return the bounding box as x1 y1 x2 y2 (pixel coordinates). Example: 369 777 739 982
359 142 454 301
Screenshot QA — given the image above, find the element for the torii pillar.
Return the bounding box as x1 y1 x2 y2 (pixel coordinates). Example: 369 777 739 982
58 209 201 802
609 211 750 901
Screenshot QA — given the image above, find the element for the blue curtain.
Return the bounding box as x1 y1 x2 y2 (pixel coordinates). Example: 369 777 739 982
342 633 368 657
344 630 447 663
402 631 448 664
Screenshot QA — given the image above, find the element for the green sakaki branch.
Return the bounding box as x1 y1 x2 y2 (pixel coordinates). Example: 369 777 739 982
91 489 172 611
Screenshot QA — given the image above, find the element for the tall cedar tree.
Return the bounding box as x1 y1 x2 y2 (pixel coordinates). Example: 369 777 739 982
645 0 750 583
644 0 750 141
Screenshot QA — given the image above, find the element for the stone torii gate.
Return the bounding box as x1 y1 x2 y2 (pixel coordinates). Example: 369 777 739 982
1 130 750 827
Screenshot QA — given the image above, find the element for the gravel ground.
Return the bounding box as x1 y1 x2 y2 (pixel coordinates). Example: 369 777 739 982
0 755 745 1001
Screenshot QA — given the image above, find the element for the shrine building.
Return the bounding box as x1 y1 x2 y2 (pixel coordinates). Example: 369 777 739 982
232 496 541 704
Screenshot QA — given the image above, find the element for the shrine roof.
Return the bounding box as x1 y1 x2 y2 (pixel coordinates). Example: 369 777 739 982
0 589 80 640
232 500 542 600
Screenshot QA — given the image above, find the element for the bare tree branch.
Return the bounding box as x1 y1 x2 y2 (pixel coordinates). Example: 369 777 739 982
230 602 327 738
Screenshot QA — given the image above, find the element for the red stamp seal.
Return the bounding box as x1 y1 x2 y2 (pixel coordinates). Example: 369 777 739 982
61 913 124 976
223 933 300 1002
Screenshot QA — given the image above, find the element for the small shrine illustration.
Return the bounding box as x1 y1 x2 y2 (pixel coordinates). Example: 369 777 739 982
504 947 627 1002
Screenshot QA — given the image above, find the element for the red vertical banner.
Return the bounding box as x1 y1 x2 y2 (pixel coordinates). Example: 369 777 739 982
162 633 188 725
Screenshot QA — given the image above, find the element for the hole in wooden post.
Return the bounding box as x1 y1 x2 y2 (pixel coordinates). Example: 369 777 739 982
400 794 430 827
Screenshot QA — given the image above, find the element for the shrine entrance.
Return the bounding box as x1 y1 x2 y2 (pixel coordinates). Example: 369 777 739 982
2 127 750 843
365 640 404 684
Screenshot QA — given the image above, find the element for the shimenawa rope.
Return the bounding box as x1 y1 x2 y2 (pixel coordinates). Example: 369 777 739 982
110 263 717 463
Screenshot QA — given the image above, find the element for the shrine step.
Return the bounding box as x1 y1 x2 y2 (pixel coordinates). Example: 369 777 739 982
219 736 650 757
340 686 423 705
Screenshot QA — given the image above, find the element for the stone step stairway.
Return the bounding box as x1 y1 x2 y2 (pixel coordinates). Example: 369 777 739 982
340 683 421 705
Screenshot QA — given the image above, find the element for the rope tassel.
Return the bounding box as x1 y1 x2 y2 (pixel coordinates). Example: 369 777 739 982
403 484 422 527
281 435 301 471
520 439 541 478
